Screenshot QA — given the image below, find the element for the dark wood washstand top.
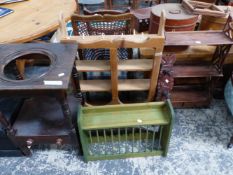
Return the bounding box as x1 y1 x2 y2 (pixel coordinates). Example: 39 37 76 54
0 43 77 92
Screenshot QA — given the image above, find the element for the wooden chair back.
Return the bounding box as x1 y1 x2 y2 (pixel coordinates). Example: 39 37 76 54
83 6 130 15
71 12 134 36
71 10 134 61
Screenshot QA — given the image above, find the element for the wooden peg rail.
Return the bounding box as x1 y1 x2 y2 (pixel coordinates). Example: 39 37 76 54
62 34 165 105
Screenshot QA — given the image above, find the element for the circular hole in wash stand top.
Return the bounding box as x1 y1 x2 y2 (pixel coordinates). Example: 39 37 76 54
3 53 52 81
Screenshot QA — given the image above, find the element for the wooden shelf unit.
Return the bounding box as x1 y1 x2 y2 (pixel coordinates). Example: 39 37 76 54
164 18 233 107
63 34 166 105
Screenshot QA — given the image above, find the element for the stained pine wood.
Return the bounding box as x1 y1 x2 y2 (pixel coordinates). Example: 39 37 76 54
0 0 76 43
80 79 150 92
76 59 153 72
110 48 119 104
62 11 166 105
65 34 165 103
63 34 164 49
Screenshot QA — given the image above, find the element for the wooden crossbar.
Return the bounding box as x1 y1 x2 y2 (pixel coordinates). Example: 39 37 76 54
61 34 164 49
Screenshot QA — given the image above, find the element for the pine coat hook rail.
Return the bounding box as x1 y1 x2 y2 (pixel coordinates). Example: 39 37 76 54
61 34 164 50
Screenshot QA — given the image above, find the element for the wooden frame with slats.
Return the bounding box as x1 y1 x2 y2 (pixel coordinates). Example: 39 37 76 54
60 11 166 105
63 34 165 105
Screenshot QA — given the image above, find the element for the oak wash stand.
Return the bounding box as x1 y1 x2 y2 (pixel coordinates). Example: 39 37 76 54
0 43 81 156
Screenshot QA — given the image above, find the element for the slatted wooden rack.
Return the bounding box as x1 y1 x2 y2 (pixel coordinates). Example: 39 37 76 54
68 34 165 105
60 11 166 105
78 100 174 162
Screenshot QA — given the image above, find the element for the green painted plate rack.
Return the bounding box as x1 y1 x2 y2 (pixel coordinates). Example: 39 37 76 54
78 100 174 162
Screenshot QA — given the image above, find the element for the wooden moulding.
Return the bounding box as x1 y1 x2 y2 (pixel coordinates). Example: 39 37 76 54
61 34 164 50
182 0 226 17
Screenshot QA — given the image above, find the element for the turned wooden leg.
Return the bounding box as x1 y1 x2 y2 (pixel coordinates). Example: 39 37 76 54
15 59 26 79
72 65 84 105
227 136 233 149
57 92 73 129
57 92 83 154
0 112 31 156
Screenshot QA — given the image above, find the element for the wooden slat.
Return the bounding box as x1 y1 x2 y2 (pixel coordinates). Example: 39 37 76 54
76 60 110 72
118 79 150 91
165 31 233 46
110 48 119 104
76 59 153 72
80 79 150 92
119 59 153 71
80 80 112 92
174 65 222 78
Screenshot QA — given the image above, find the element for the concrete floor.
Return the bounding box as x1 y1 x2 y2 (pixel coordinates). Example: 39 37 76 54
0 100 233 175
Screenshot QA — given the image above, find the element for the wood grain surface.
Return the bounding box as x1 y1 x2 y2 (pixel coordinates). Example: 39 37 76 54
0 0 76 43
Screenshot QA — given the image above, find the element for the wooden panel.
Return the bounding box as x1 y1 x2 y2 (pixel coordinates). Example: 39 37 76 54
0 0 76 43
80 79 150 92
174 65 222 78
76 59 153 72
171 86 210 107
